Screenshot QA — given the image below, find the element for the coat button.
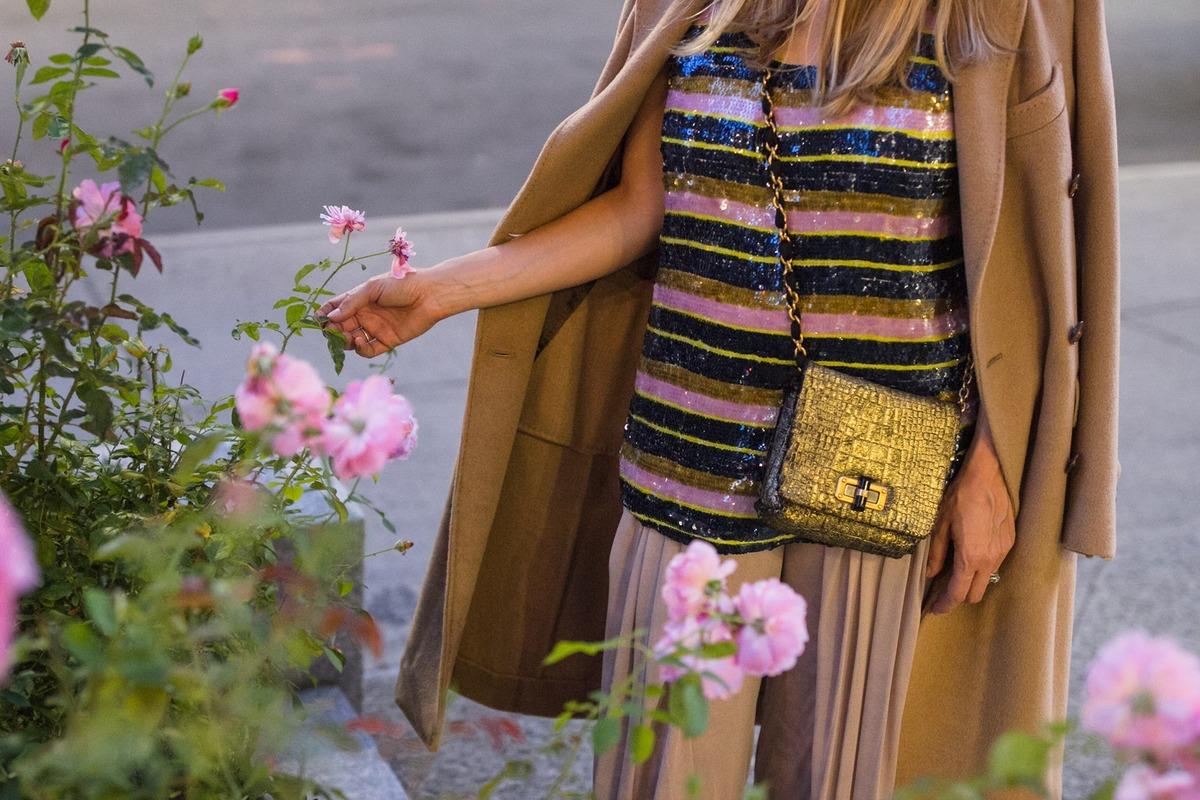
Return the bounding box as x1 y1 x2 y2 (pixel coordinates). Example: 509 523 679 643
1068 171 1081 197
1065 452 1081 473
1068 320 1085 344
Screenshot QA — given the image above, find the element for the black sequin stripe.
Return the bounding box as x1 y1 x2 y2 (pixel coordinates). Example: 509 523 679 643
661 142 958 199
648 304 793 358
623 412 769 478
906 61 951 94
659 241 968 299
627 390 776 453
641 325 799 387
801 329 971 368
662 214 965 268
663 111 956 165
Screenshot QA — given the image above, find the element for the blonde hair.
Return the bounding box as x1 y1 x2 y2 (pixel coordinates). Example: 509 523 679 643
666 0 1017 116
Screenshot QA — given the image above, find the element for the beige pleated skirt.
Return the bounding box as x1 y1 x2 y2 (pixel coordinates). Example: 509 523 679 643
592 506 934 800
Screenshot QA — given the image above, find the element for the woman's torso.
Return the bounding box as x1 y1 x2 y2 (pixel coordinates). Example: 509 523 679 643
617 12 979 554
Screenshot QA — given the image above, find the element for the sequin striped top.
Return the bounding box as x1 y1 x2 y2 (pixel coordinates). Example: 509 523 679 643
617 11 979 554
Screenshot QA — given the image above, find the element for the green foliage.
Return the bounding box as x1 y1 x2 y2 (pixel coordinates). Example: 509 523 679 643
1 3 399 797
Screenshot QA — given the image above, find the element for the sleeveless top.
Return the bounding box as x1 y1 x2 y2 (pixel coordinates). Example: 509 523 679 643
617 11 979 554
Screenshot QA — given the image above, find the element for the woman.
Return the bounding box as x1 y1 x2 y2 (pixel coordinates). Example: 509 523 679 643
320 0 1119 796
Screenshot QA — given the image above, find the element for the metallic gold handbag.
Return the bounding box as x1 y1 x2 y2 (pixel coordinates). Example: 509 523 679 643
752 64 975 558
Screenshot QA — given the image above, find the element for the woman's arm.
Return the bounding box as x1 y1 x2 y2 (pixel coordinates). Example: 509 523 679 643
318 64 670 357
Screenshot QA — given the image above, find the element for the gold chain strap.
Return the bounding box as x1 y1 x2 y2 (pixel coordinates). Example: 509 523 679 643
757 64 974 416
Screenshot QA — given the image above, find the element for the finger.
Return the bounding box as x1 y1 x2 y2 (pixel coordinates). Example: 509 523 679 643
931 554 975 615
966 568 993 604
351 331 390 359
925 506 951 579
324 284 371 321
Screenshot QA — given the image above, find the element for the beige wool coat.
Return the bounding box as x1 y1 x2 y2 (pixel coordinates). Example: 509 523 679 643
394 0 1121 792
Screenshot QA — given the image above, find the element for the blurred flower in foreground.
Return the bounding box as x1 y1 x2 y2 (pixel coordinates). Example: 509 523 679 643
1115 764 1199 800
1083 629 1200 760
235 341 330 457
389 227 415 278
1 491 39 680
320 375 417 480
653 540 807 701
320 204 365 244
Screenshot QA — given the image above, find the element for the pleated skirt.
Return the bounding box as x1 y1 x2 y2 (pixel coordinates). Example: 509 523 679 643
592 506 935 800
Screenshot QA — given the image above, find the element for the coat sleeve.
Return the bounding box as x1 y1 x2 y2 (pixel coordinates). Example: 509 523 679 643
1060 0 1121 560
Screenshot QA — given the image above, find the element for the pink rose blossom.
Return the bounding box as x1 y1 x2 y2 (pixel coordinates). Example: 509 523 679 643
389 227 415 278
212 477 268 522
1115 765 1200 800
733 578 808 677
1083 630 1200 760
1 491 39 680
216 87 239 107
319 204 366 244
319 375 417 480
234 341 330 457
653 614 744 700
71 179 144 258
661 539 737 623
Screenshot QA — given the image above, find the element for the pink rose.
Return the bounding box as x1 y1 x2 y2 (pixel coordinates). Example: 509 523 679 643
661 539 737 623
389 226 415 279
217 87 239 107
234 342 330 457
1083 630 1200 760
319 375 417 480
1115 765 1200 800
733 577 808 677
1 491 39 680
71 179 144 258
319 204 366 244
653 614 744 700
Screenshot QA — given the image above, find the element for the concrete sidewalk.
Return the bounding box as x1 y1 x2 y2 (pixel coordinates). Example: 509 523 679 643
123 162 1200 798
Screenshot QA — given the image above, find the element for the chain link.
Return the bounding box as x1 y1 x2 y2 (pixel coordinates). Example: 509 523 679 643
756 65 974 416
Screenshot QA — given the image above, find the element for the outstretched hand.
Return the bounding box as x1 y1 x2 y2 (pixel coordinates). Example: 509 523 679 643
923 411 1016 615
317 272 440 359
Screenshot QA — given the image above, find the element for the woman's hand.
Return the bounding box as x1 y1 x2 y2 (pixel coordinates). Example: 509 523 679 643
317 271 443 358
923 408 1017 614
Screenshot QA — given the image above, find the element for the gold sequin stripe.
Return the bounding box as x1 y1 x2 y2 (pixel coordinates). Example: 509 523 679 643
655 270 961 319
663 172 953 219
660 235 964 274
670 75 951 114
640 356 785 406
662 136 955 170
620 440 761 496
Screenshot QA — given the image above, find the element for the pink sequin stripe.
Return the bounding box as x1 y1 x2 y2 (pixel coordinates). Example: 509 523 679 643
652 283 968 339
619 454 760 516
665 89 951 133
665 190 955 238
634 369 780 425
653 284 791 332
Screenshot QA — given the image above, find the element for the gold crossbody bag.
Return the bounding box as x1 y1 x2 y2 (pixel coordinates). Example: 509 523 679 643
753 65 975 558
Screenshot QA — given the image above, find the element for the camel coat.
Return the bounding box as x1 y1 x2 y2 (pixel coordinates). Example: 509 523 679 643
395 0 1121 792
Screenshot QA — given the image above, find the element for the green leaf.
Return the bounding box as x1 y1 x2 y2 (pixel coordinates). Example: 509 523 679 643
172 433 224 485
592 716 620 756
30 66 71 85
190 177 225 192
24 260 54 292
48 53 73 65
77 383 114 437
26 0 50 20
83 588 117 636
324 328 346 374
542 636 628 666
80 67 120 79
987 730 1052 785
112 46 153 87
46 114 70 139
62 622 103 667
285 302 307 328
629 723 655 763
118 148 155 193
668 676 709 738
